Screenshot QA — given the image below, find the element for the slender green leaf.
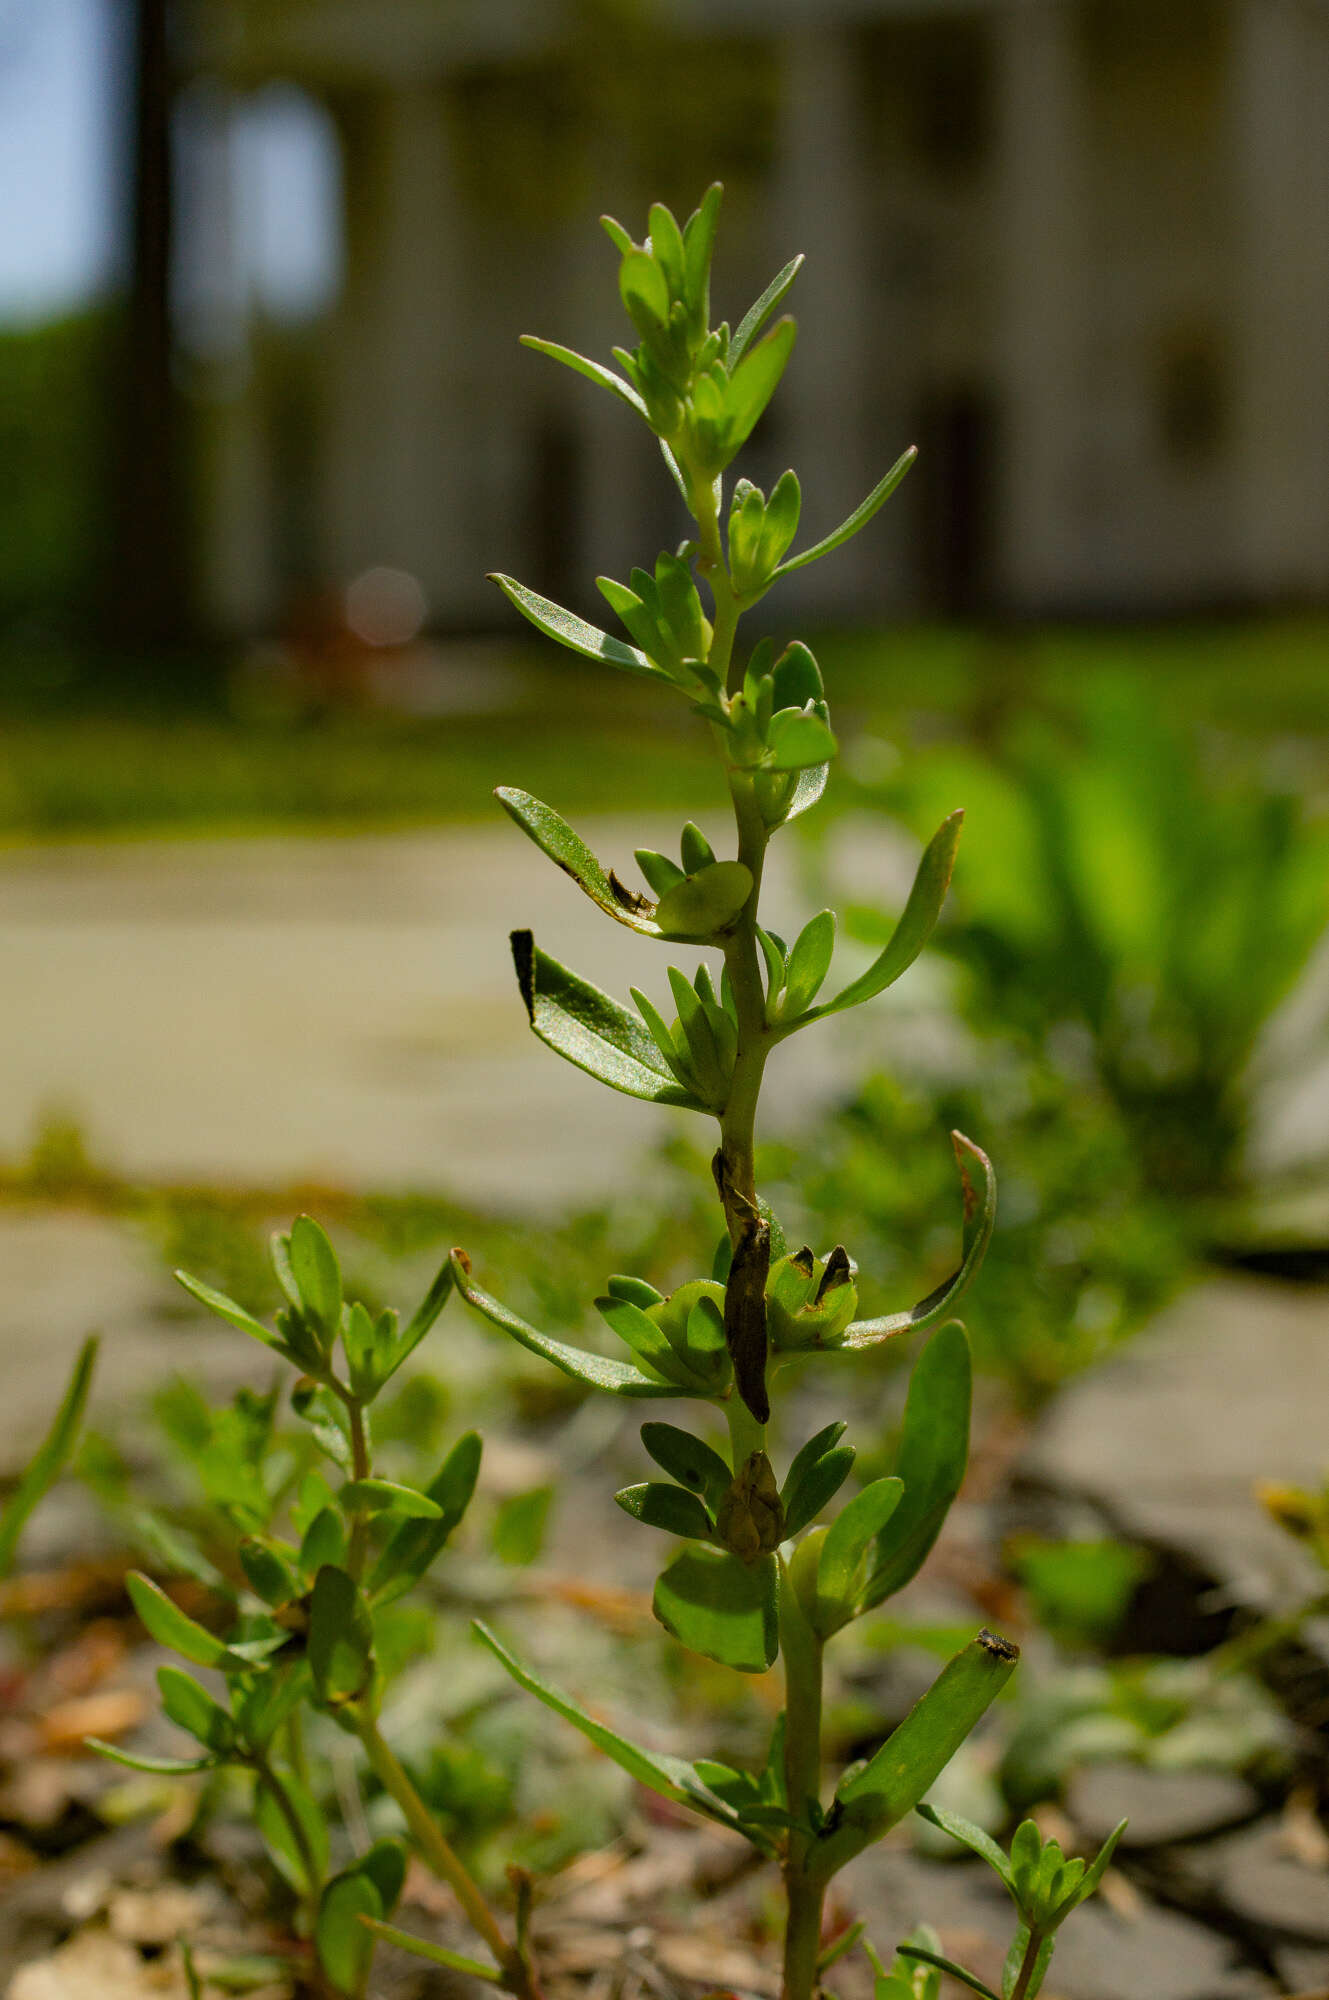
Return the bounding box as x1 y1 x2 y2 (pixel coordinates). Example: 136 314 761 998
600 211 633 254
916 1802 1016 1889
388 1255 453 1380
896 1947 1001 2000
595 1294 698 1385
722 317 797 451
615 1481 714 1539
498 787 660 935
341 1479 442 1520
631 845 684 895
606 1274 665 1310
859 1320 972 1610
300 1507 347 1577
127 1572 241 1671
450 1254 687 1399
308 1565 373 1707
0 1334 97 1578
782 1444 856 1537
818 1631 1019 1873
173 1273 287 1354
1053 1819 1127 1921
781 1421 847 1500
814 1477 904 1631
342 1300 381 1399
682 182 723 317
781 910 836 1016
640 1422 733 1512
474 1621 747 1831
841 1134 995 1348
368 1429 482 1602
489 575 669 682
288 1216 341 1338
777 445 917 576
316 1870 381 1996
239 1538 302 1607
86 1739 220 1775
519 335 648 419
647 202 686 295
256 1764 329 1894
512 931 706 1109
653 1547 779 1673
358 1919 505 1984
158 1666 235 1755
679 822 715 873
786 760 831 824
233 1667 309 1752
619 247 670 328
805 809 963 1021
730 255 804 365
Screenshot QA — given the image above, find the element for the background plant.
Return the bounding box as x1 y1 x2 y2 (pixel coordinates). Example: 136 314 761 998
845 682 1328 1218
85 1218 550 2000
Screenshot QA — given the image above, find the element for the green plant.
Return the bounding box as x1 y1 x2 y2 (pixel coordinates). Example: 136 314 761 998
897 1805 1126 2000
0 1335 97 1579
853 684 1328 1214
87 1223 545 2000
422 184 1048 2000
788 1062 1185 1411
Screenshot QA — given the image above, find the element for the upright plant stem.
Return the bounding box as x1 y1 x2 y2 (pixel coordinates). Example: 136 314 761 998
778 1571 827 2000
1009 1931 1046 2000
253 1754 322 1921
355 1711 543 2000
337 1389 372 1580
696 451 828 2000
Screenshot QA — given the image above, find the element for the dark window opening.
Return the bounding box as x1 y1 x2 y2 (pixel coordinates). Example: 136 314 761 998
1156 330 1226 466
855 19 994 180
527 409 583 606
913 384 998 612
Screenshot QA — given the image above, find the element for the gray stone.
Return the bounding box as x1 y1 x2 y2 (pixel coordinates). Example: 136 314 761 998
1025 1275 1329 1622
1207 1822 1329 1943
1047 1895 1276 1999
1273 1941 1329 1994
1068 1764 1259 1849
839 1846 1276 2000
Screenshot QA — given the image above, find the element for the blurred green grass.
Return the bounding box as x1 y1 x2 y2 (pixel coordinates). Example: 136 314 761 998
3 619 1325 841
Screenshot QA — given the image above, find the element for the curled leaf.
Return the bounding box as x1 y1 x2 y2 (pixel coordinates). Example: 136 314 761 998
839 1133 995 1348
777 445 917 577
793 809 963 1024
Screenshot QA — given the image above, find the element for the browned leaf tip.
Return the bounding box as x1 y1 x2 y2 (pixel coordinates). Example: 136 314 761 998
510 931 536 1020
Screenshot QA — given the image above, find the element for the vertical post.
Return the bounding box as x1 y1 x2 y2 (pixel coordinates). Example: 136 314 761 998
1227 0 1329 601
773 26 875 616
323 84 478 623
995 0 1085 613
104 0 190 652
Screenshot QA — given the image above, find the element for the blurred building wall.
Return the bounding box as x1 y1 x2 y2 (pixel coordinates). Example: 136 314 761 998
184 0 1329 635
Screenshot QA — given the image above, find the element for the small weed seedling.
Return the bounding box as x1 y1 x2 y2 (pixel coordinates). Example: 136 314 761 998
88 1230 543 2000
424 186 1089 2000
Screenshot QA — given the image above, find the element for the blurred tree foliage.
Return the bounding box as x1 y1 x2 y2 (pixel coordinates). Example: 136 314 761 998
0 312 108 633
